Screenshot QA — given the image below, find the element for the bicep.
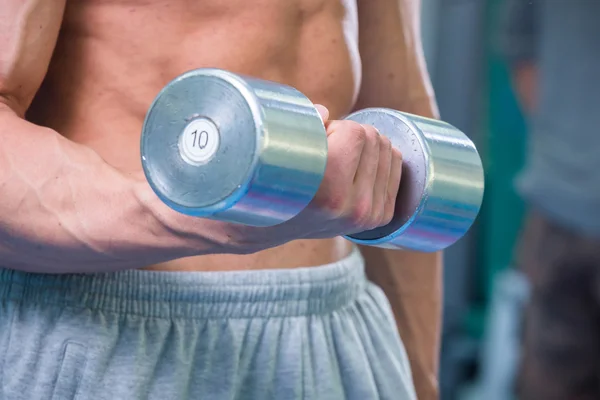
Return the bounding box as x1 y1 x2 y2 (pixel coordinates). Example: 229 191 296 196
0 0 66 115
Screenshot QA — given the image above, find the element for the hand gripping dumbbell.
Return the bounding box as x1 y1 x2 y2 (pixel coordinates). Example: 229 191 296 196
140 69 484 252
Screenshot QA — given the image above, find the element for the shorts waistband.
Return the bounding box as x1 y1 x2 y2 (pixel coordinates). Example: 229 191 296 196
0 248 365 319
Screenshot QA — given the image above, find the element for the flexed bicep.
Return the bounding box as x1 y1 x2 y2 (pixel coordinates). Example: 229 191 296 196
0 0 66 115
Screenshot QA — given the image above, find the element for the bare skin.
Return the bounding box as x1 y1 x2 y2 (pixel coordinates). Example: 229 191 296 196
1 0 403 272
1 0 441 397
23 0 360 271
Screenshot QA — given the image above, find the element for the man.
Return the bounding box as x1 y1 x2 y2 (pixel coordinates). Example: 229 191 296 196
0 0 441 399
502 1 600 399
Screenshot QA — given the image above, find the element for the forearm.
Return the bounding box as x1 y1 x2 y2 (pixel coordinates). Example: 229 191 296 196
0 105 229 273
361 247 442 393
358 76 443 383
359 129 443 391
354 1 443 396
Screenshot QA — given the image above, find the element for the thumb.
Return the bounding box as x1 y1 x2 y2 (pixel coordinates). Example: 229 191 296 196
314 104 330 123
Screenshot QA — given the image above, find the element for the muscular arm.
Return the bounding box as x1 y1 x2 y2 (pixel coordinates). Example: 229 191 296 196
0 0 230 273
355 1 442 398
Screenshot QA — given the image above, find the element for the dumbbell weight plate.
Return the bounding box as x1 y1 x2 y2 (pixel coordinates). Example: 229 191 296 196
343 108 485 252
141 69 328 226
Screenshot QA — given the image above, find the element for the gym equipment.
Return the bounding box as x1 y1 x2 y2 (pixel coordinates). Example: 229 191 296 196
141 68 484 252
344 108 484 251
141 68 327 227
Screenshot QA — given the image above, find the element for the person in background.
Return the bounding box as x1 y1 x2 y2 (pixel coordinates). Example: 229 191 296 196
501 1 600 399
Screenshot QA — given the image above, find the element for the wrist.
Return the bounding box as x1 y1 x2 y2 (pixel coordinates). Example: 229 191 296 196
132 178 239 257
131 179 195 256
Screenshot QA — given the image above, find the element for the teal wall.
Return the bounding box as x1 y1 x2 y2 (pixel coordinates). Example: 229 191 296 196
467 0 527 336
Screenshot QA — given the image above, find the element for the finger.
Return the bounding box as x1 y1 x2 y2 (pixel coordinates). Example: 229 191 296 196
353 124 380 188
384 147 403 223
317 121 367 208
314 104 330 124
326 120 366 176
372 134 393 223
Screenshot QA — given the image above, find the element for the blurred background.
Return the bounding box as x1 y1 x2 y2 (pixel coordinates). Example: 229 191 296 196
422 0 600 399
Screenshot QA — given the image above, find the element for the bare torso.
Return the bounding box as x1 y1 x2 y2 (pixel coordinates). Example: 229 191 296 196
26 0 361 271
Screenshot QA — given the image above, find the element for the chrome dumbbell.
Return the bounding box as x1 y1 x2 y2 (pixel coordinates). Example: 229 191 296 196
141 68 484 252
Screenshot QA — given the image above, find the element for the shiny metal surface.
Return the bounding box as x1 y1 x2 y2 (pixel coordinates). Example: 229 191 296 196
141 68 328 226
344 108 484 252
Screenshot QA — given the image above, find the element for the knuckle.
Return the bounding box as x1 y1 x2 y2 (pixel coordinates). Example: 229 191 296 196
382 207 395 226
387 187 399 207
351 197 372 227
362 123 378 135
347 121 366 142
393 147 403 162
381 135 392 152
323 191 348 215
372 200 389 229
370 211 385 230
363 125 380 142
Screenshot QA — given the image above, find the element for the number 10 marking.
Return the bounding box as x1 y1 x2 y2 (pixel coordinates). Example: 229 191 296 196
191 130 209 149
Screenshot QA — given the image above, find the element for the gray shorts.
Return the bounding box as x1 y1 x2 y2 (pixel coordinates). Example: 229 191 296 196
0 248 416 400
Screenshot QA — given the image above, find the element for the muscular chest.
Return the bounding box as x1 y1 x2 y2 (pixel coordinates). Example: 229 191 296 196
64 0 358 90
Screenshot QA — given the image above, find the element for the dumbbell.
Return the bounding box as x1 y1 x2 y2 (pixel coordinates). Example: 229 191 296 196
141 68 484 252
